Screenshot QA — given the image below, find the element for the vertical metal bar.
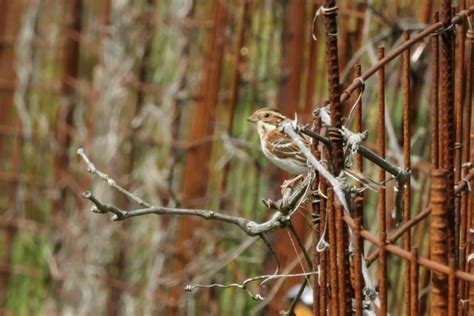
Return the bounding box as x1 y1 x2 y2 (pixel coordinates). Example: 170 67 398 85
327 187 340 316
454 5 466 307
323 0 344 174
402 30 412 316
430 169 449 315
322 1 352 314
419 247 431 315
454 3 466 195
335 200 347 315
354 63 364 316
427 15 439 312
463 14 474 311
311 211 321 316
431 12 440 169
354 64 364 221
312 117 322 316
377 46 388 316
439 0 456 282
420 0 434 23
354 207 363 316
319 177 328 316
410 247 420 316
469 172 474 314
470 134 474 313
448 257 456 316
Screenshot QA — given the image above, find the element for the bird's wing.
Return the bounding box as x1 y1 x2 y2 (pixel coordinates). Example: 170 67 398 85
263 128 311 165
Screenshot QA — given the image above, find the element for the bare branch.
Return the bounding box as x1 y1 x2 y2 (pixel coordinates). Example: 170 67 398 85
77 147 311 236
82 190 286 236
77 148 150 208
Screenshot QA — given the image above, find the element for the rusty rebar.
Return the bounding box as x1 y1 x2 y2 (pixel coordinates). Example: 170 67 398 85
402 30 412 315
430 169 449 315
377 46 388 316
311 116 322 316
449 257 456 316
454 4 466 191
323 0 344 175
354 64 363 172
335 199 349 315
463 14 474 309
313 115 328 316
439 3 458 312
410 247 419 316
326 187 339 316
353 208 363 316
342 213 474 283
319 178 328 316
469 166 474 313
354 64 364 223
322 2 353 313
340 6 474 104
366 171 474 265
454 1 468 306
431 12 440 169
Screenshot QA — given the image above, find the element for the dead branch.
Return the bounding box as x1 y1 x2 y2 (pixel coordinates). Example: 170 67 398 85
77 147 309 236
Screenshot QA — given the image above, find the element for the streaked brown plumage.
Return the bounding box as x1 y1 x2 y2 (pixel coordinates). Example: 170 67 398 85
247 107 311 174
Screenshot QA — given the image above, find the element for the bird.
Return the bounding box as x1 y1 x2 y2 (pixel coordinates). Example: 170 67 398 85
247 107 312 179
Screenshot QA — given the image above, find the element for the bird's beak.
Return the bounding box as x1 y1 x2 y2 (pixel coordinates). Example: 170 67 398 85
247 113 258 124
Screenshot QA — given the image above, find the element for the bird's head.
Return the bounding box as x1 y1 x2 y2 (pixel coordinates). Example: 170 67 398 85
247 107 287 133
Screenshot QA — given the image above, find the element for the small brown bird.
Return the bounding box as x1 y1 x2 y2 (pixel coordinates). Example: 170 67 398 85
247 107 312 175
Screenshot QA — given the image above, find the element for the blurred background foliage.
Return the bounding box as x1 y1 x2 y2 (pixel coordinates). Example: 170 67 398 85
0 0 453 314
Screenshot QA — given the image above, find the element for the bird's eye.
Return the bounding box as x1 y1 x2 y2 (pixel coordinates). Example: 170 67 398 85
263 113 270 118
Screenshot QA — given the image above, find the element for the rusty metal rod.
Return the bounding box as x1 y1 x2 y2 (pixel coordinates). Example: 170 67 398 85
430 169 449 314
322 2 353 313
311 115 322 316
323 0 344 175
463 16 474 311
449 257 456 316
342 213 474 283
355 64 363 180
455 0 468 306
340 6 474 103
353 64 364 316
354 210 363 316
454 4 466 193
377 46 388 316
327 187 340 315
410 247 420 316
402 30 412 315
469 154 474 312
354 64 365 234
439 4 457 314
335 201 347 315
431 12 440 169
319 177 328 316
366 171 474 265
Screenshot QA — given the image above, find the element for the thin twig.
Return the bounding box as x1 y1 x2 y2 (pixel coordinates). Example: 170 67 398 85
185 271 320 302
